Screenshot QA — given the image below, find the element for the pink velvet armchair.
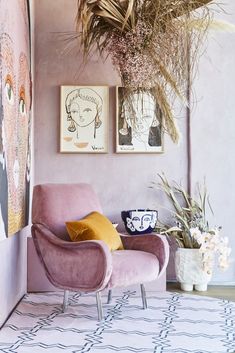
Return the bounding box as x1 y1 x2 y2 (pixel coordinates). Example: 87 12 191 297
31 183 169 320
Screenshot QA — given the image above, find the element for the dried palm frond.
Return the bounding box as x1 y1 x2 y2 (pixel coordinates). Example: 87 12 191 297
75 0 216 143
152 85 180 143
153 173 213 248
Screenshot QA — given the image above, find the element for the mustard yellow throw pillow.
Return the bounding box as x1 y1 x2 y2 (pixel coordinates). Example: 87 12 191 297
66 211 123 251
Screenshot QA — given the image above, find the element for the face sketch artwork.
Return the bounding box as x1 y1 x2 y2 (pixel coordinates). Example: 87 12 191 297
65 88 103 149
61 86 108 153
118 89 162 153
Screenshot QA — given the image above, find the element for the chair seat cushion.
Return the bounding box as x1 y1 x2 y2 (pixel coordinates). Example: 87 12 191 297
66 211 123 251
108 250 160 288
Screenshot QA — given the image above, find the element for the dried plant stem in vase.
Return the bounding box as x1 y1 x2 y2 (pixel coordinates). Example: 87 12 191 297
152 174 231 291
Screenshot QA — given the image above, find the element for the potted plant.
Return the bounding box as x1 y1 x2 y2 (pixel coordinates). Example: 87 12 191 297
153 174 231 291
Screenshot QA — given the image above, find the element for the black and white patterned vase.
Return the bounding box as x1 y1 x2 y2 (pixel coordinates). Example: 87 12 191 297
121 209 158 235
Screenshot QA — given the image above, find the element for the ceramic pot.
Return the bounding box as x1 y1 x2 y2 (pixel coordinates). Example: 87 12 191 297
175 248 212 292
121 209 158 235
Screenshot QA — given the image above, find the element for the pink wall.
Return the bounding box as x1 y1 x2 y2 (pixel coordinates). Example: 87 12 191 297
33 0 187 280
34 0 235 283
0 229 27 327
191 4 235 283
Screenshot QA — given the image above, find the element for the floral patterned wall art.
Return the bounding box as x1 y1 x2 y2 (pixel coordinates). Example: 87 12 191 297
0 0 31 240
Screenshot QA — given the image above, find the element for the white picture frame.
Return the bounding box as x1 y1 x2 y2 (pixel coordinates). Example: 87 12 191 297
116 87 164 153
60 85 109 153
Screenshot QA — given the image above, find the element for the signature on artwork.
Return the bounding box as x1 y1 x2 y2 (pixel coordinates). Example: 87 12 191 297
91 145 104 151
120 146 134 150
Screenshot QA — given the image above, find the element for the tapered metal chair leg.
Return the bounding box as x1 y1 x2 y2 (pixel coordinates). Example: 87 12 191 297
140 284 147 309
96 292 103 321
107 289 112 304
62 290 69 313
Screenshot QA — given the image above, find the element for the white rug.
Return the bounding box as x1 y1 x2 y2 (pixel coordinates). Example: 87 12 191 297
0 291 234 353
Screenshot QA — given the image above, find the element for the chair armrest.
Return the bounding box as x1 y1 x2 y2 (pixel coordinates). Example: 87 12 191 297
120 233 169 279
31 224 112 292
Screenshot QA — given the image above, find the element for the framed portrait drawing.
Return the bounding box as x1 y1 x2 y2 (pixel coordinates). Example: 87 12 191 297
116 87 164 153
60 86 109 153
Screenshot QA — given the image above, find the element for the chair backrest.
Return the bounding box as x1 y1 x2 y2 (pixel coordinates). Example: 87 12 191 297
32 183 102 240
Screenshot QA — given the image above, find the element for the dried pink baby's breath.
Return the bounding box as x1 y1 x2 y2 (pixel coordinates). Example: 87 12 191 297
108 21 159 88
76 0 215 143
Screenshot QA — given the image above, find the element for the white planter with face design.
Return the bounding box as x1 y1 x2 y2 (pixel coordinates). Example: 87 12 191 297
121 209 158 235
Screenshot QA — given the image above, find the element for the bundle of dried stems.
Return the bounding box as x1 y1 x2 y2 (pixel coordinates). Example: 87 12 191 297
76 0 215 143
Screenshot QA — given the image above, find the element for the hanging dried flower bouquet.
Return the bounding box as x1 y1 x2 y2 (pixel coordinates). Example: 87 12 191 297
76 0 215 143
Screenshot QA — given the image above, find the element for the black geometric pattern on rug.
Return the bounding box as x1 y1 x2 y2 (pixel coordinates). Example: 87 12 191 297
0 291 234 353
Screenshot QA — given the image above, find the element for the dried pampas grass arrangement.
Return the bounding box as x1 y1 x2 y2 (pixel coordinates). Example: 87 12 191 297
76 0 216 143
